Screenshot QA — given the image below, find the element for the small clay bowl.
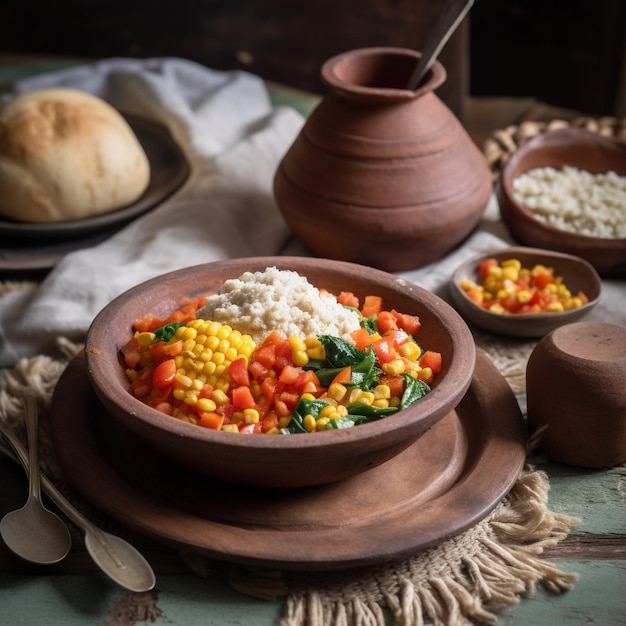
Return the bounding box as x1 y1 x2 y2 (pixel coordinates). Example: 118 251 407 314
449 247 602 338
526 321 626 468
85 256 476 489
497 127 626 276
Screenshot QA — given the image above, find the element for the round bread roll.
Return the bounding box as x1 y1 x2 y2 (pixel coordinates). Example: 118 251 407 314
0 87 151 223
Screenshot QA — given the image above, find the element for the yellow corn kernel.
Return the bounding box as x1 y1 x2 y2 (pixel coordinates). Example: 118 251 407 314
419 367 433 383
545 283 558 294
215 379 230 394
243 408 260 423
382 359 405 375
277 415 292 429
566 297 583 310
132 384 150 398
328 383 347 402
172 388 186 401
347 388 363 404
211 389 229 406
487 265 503 278
373 398 389 409
292 350 309 367
546 301 565 312
389 397 401 408
483 276 500 293
460 279 479 291
517 290 532 303
221 424 239 433
319 404 337 418
373 384 391 400
135 331 156 347
304 337 322 348
125 368 138 382
202 361 216 376
316 416 330 430
288 335 306 352
230 411 245 424
300 392 316 402
501 258 522 271
556 284 571 298
175 372 193 388
489 303 506 314
265 427 282 435
196 398 217 413
306 345 326 360
336 404 349 416
359 391 375 405
369 332 382 342
211 351 225 366
398 341 421 361
501 265 519 281
303 414 317 432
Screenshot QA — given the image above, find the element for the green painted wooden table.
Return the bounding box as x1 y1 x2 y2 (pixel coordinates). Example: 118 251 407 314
1 55 625 625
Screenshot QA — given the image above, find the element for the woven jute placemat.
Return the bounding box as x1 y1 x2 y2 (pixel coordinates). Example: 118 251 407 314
0 338 580 626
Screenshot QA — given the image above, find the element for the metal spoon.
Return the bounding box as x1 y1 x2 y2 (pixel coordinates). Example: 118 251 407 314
0 431 156 592
0 394 72 564
406 0 474 90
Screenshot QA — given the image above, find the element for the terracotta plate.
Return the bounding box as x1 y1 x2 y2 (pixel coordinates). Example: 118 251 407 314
0 114 189 272
49 349 526 571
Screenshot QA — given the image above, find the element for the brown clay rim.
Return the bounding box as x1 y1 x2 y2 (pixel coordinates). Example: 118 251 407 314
321 47 447 102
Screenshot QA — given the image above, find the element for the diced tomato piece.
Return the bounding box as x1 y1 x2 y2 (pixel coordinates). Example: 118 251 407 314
148 341 167 364
260 377 284 403
295 369 322 394
478 258 499 280
371 335 397 364
336 291 360 308
231 385 256 410
277 391 300 412
252 343 276 369
199 412 224 430
261 412 279 433
420 350 442 374
248 359 270 379
153 359 177 388
361 295 383 317
377 310 398 334
228 357 251 387
279 364 300 385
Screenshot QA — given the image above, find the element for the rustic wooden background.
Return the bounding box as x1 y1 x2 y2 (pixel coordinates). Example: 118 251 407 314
0 0 624 118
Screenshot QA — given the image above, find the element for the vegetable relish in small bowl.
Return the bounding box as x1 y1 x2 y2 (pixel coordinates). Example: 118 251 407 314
86 257 476 488
450 247 601 338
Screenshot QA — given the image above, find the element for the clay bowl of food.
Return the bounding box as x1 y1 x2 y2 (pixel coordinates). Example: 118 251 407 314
497 127 626 276
85 257 476 489
450 247 602 338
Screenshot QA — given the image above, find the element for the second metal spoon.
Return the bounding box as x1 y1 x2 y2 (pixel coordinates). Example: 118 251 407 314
0 394 71 564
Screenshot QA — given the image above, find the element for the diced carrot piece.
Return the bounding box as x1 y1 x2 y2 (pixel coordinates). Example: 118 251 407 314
379 374 404 397
199 412 225 430
376 311 398 334
351 327 371 350
330 366 352 386
336 291 360 308
361 295 383 317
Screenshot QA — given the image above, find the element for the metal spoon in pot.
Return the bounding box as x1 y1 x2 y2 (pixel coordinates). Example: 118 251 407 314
406 0 474 90
0 430 156 592
0 393 72 564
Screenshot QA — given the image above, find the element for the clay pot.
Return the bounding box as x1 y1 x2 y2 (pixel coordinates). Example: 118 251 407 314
526 321 626 468
274 47 492 272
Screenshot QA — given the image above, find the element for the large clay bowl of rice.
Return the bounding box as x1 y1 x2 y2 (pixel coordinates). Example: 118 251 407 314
498 128 626 276
85 257 475 488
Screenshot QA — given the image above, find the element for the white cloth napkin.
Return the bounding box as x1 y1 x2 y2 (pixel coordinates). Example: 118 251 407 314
1 57 624 367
